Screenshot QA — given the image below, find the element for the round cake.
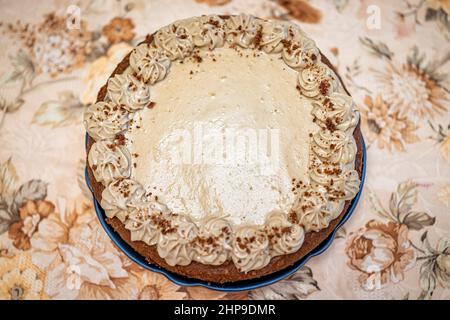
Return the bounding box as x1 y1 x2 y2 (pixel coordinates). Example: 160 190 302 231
84 14 363 283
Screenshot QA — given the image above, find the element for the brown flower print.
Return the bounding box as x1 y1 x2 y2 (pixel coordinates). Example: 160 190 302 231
429 122 450 164
438 184 450 206
417 235 450 298
0 253 46 300
435 241 450 289
5 13 94 76
361 94 420 152
427 0 450 15
346 220 416 291
376 63 448 119
132 271 187 300
102 17 135 44
440 133 450 164
194 0 231 6
276 0 322 23
8 200 55 251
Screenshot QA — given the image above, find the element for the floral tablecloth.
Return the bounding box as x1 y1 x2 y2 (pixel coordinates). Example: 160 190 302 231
0 0 449 300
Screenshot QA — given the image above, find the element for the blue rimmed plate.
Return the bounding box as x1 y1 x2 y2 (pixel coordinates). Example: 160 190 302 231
85 133 366 292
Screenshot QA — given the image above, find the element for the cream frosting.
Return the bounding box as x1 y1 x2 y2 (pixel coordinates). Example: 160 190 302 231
100 178 145 222
83 101 129 140
282 36 319 69
312 92 359 132
225 14 258 48
260 21 290 53
129 43 171 84
129 46 312 226
311 129 357 164
265 211 305 256
154 23 194 60
231 226 271 273
85 15 361 273
157 214 198 266
189 15 226 50
297 63 339 99
125 207 161 245
88 140 131 184
107 73 151 111
192 215 232 265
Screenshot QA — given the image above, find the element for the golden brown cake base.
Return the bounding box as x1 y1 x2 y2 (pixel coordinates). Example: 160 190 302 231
86 30 364 284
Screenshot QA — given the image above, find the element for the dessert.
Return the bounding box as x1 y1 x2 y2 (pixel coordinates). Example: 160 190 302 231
84 14 363 283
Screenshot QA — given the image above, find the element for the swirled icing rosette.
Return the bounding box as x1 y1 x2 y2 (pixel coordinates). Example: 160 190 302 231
282 36 320 69
225 14 259 48
293 188 335 232
192 215 232 265
154 23 194 60
328 169 361 201
260 21 290 53
100 178 145 222
265 211 305 256
107 73 151 111
157 214 198 266
311 129 357 164
130 43 171 84
88 140 132 184
312 93 359 133
125 207 161 246
232 226 271 273
188 15 225 50
297 63 339 98
83 101 129 141
310 165 360 200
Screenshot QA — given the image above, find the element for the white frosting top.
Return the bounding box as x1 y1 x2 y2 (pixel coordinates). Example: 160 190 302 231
128 47 314 225
84 15 361 273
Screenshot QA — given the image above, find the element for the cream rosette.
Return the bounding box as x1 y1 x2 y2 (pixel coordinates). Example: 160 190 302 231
312 93 359 133
192 215 232 266
282 35 320 69
157 214 198 266
124 207 161 246
154 23 194 60
311 129 357 164
124 197 171 246
231 226 271 273
107 73 151 111
225 14 259 48
83 101 129 141
329 170 360 201
129 43 171 84
88 140 132 184
297 63 339 99
188 15 225 50
100 178 145 222
260 21 290 53
293 188 335 232
265 211 305 256
310 164 360 200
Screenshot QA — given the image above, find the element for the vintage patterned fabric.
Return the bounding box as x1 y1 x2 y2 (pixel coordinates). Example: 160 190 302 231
0 0 449 300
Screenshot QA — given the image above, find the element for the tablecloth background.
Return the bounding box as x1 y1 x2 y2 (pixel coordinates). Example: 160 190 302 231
0 0 449 300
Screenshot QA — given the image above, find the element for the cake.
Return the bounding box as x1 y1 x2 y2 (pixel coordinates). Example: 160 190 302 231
84 14 363 283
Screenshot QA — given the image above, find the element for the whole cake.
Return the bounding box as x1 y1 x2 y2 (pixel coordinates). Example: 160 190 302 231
84 14 363 283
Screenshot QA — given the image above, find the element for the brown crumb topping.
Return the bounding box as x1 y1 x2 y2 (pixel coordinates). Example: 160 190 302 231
319 79 330 95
